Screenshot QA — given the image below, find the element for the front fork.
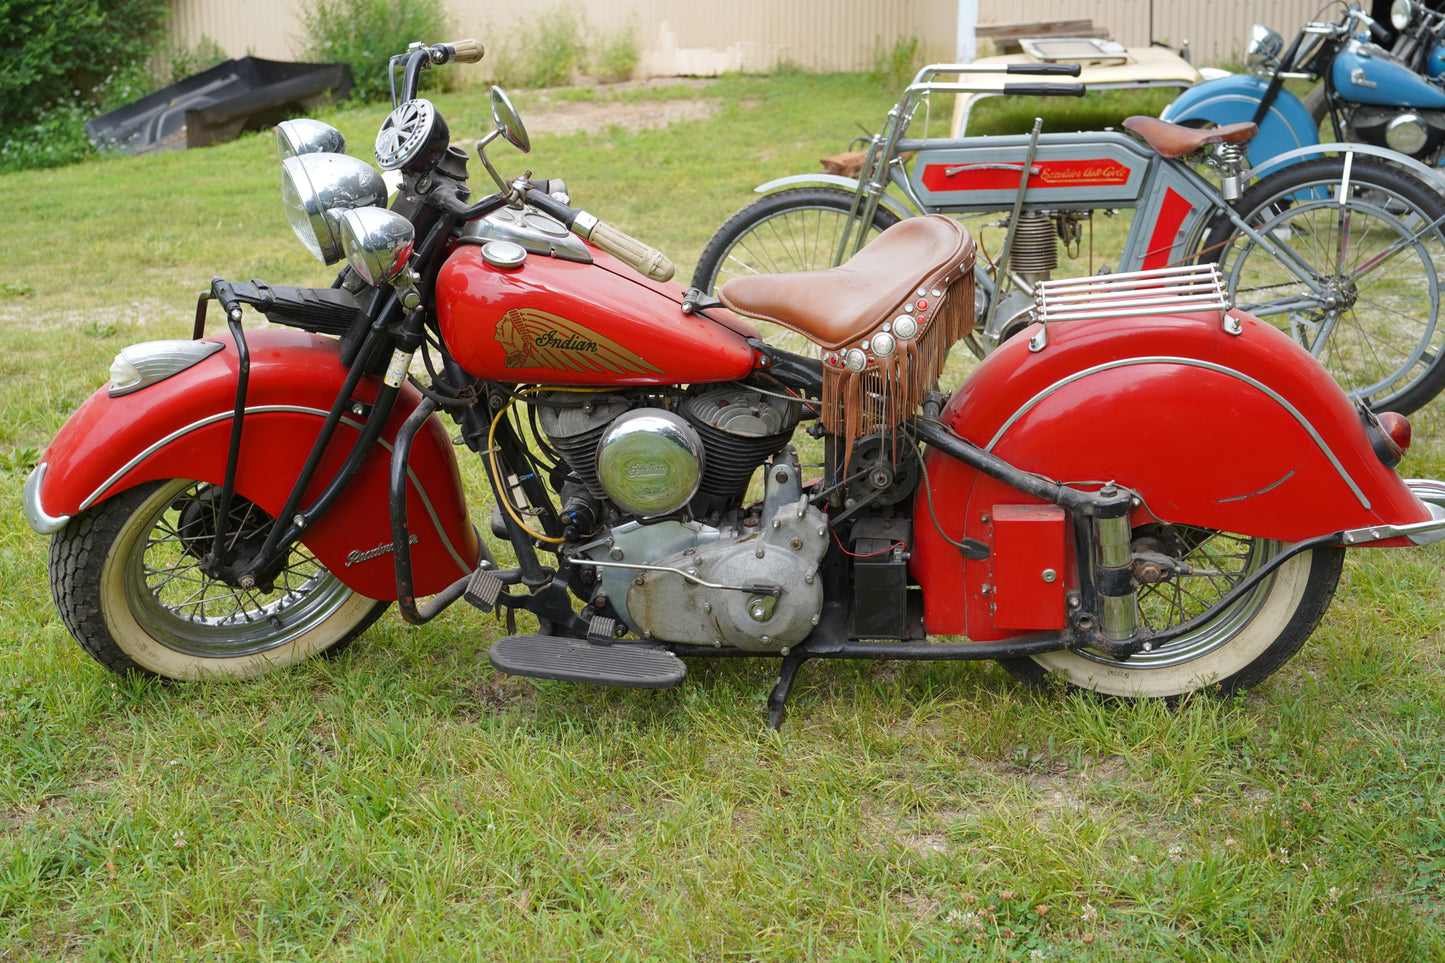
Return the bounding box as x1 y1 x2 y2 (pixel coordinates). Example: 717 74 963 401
194 277 418 589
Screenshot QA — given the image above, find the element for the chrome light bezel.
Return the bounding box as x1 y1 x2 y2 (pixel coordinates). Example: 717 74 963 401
1246 24 1284 71
281 153 388 264
275 118 347 159
108 339 226 397
339 207 416 286
1392 0 1414 32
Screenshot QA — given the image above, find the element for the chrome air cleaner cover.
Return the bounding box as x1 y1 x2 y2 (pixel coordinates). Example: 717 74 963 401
596 409 704 517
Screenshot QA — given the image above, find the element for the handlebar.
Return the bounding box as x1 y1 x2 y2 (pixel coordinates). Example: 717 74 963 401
393 39 485 106
526 189 676 282
1004 63 1083 76
1001 83 1087 97
433 39 485 64
1351 8 1391 42
584 219 677 282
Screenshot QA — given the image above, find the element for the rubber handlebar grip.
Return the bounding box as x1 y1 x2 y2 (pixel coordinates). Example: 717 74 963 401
589 221 676 282
1004 63 1082 76
1001 83 1087 97
445 39 485 63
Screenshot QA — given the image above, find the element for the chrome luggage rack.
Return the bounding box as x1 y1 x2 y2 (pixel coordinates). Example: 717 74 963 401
1034 264 1232 323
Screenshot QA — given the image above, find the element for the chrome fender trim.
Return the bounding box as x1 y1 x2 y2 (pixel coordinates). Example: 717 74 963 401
24 463 70 535
67 405 471 572
1249 143 1445 191
751 174 915 221
984 355 1374 511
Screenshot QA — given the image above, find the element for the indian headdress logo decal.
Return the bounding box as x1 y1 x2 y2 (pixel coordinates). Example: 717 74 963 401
494 308 664 375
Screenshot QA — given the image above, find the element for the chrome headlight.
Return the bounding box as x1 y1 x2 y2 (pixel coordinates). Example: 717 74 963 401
1392 0 1414 32
1246 24 1284 70
275 118 346 159
280 153 387 264
339 207 415 286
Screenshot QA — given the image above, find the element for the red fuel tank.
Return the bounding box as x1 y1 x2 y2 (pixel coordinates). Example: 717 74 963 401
436 245 760 385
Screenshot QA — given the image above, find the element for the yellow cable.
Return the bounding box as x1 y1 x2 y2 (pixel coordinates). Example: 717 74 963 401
487 396 566 545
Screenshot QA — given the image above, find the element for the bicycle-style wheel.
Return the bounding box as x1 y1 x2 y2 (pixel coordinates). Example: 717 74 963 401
691 187 900 294
1202 156 1445 414
691 188 901 356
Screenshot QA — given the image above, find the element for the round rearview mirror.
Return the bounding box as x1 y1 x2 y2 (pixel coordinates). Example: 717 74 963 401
339 207 416 286
490 86 531 153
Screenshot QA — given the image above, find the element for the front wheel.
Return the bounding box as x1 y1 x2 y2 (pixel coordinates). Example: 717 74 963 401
1202 156 1445 414
49 479 389 680
1003 526 1344 698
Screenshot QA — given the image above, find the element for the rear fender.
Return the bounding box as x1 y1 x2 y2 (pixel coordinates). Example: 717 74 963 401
29 329 479 599
910 308 1432 638
1160 74 1318 168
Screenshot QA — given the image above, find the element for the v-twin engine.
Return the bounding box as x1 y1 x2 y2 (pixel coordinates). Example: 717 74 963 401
1346 104 1445 160
534 383 821 651
576 447 828 652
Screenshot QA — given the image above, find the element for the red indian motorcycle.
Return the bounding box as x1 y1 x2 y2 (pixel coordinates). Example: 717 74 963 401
24 41 1445 726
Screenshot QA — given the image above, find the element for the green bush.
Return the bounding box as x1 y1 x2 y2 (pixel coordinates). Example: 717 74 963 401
0 0 169 132
297 0 453 103
0 102 94 173
486 6 641 88
866 36 924 91
0 28 233 174
591 20 640 84
488 6 586 88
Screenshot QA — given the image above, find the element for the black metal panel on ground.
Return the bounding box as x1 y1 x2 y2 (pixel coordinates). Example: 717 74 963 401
85 57 353 155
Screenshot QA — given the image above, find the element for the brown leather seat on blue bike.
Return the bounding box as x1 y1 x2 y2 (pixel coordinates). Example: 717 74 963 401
1123 115 1258 159
718 214 974 350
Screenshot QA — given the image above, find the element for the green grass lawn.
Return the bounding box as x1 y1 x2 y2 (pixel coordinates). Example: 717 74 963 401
0 71 1443 961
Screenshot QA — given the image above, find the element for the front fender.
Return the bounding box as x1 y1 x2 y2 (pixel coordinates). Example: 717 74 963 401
911 307 1432 637
29 329 480 599
1160 74 1319 168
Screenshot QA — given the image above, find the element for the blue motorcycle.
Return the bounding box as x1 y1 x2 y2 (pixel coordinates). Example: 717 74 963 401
1162 1 1445 171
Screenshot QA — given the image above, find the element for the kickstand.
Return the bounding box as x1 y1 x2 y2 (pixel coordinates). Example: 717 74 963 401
766 650 810 730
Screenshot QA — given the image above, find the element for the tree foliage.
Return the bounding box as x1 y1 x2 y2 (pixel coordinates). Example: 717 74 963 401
0 0 171 131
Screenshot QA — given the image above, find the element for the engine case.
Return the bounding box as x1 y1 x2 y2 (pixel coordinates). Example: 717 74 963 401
579 448 826 651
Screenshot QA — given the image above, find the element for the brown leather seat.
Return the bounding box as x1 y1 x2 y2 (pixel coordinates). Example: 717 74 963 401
1123 115 1258 159
718 215 975 350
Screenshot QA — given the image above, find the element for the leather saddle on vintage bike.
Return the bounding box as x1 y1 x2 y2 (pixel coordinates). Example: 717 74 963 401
1122 115 1258 158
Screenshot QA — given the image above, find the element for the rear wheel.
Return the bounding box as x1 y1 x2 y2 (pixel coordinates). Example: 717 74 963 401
49 479 388 680
1203 156 1445 413
1003 525 1344 698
